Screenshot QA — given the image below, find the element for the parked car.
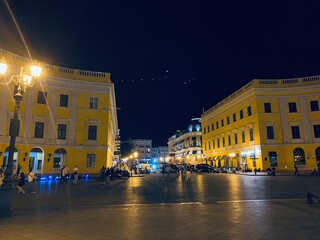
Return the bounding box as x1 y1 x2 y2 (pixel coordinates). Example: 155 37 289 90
195 164 217 173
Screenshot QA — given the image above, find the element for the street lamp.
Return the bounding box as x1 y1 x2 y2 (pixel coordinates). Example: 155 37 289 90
0 58 42 218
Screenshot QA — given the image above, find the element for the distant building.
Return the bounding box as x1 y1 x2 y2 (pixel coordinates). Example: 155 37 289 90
201 76 320 174
168 118 203 165
151 146 169 162
121 138 152 163
0 48 118 175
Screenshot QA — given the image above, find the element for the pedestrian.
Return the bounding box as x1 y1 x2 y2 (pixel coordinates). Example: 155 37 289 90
105 167 111 183
186 165 192 179
62 165 69 184
0 167 4 186
60 166 65 184
28 168 38 193
294 165 299 176
16 171 26 194
99 166 106 184
16 163 21 180
73 164 79 184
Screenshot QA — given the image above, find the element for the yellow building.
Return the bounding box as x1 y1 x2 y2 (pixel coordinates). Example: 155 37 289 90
0 48 118 176
201 76 320 174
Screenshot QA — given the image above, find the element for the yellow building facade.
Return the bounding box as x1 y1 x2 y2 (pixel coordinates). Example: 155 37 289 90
201 76 320 174
0 48 118 176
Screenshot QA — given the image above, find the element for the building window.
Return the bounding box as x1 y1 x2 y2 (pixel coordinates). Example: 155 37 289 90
86 154 96 168
241 130 245 143
217 138 220 148
57 124 67 139
264 103 271 113
240 110 243 119
266 126 275 139
37 91 47 104
59 94 69 107
216 122 219 129
234 133 238 145
211 123 214 131
288 102 297 113
88 125 97 140
34 122 44 138
310 100 319 111
221 119 224 127
249 128 254 141
208 141 211 150
89 97 98 109
269 152 278 167
247 106 252 116
227 116 230 125
228 135 231 146
222 137 225 147
291 126 300 139
204 142 207 151
313 125 320 138
212 139 215 149
207 126 210 133
233 113 236 122
204 128 206 134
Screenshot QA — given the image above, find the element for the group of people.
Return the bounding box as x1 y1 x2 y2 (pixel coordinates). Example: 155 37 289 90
99 166 111 184
60 165 79 185
16 166 38 194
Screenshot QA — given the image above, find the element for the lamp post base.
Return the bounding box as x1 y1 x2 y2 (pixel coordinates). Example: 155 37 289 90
0 183 14 218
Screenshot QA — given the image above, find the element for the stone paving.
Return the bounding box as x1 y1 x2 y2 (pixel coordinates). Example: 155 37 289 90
1 172 320 240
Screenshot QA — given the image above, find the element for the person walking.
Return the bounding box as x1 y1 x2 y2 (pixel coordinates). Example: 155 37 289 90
62 165 69 184
105 167 111 183
0 167 4 186
73 164 79 184
16 171 26 194
294 165 299 176
28 168 38 193
99 166 106 184
16 163 21 180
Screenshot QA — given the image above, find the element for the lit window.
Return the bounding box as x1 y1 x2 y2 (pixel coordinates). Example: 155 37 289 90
90 97 98 109
87 154 96 168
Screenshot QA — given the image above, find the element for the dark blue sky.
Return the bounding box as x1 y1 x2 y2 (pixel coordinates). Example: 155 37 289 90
1 0 320 146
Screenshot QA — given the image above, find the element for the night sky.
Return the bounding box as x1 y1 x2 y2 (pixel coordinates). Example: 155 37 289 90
1 0 320 146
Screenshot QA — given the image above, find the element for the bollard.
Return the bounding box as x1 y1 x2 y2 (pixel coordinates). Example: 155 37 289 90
307 192 313 204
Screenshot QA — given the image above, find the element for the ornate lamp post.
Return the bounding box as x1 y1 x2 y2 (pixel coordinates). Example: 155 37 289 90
0 58 42 218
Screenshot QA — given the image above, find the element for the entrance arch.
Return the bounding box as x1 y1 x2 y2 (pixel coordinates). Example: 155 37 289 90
53 148 67 170
293 147 306 166
29 147 44 174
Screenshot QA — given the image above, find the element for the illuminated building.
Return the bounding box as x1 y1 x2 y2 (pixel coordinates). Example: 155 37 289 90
168 118 203 164
0 48 118 175
201 76 320 173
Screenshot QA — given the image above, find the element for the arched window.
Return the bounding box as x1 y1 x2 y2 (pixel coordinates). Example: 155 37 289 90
293 148 306 165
